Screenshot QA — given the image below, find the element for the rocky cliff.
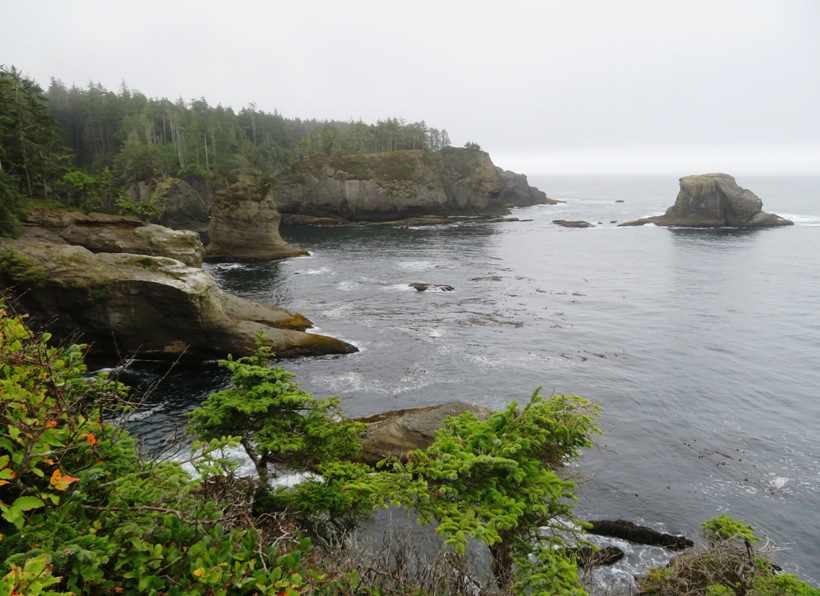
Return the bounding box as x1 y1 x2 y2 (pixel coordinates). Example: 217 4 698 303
0 212 356 361
274 147 554 223
620 173 793 228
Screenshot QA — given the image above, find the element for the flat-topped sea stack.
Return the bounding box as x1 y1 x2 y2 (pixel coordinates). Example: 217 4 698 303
620 173 793 228
274 147 555 224
205 177 309 261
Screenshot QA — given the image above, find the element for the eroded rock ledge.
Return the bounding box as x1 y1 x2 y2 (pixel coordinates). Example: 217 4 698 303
0 212 356 361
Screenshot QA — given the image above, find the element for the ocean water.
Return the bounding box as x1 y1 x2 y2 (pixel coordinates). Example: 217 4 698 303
125 174 820 588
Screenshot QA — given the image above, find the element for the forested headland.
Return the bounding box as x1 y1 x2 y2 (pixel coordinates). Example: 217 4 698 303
0 65 456 236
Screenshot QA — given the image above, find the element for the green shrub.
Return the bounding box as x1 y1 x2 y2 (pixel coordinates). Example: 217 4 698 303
396 388 601 593
0 303 352 594
641 515 820 595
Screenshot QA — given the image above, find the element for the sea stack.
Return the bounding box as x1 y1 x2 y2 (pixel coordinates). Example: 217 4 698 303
620 173 793 228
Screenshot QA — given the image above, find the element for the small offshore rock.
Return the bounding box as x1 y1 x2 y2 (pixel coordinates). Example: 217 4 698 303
587 519 694 551
409 282 455 292
574 546 625 568
553 219 594 228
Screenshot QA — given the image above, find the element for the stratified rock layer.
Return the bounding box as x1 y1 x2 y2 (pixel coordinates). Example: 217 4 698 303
0 219 356 360
24 209 204 267
275 148 555 223
620 173 793 228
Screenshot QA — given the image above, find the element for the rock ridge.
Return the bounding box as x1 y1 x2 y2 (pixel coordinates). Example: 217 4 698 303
274 148 555 223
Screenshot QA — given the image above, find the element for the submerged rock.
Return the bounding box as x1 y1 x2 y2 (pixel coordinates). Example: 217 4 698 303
619 173 793 228
355 402 493 466
553 219 594 228
0 235 356 361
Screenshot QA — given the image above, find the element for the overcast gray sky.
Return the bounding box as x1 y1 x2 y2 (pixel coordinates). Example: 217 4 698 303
2 0 819 174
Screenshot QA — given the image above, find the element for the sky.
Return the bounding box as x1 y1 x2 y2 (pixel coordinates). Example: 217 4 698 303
2 0 819 175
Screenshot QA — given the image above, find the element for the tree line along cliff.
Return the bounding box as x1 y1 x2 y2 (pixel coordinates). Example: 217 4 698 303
1 64 460 234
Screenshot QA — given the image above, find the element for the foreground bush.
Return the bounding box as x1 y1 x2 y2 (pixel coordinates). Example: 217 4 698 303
0 302 353 594
641 514 819 596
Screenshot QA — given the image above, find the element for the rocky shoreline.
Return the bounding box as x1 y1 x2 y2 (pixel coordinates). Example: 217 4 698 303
0 209 355 361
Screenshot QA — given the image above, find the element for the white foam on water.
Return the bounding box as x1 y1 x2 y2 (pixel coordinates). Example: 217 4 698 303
382 283 416 292
336 280 361 292
779 213 820 226
210 262 248 271
303 266 332 275
397 260 436 272
768 475 790 491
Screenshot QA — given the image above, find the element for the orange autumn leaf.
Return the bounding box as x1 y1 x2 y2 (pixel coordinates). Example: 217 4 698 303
45 420 58 428
86 433 97 446
193 567 205 577
50 469 80 491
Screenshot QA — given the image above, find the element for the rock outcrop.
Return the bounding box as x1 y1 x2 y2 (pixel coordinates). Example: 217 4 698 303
355 402 493 466
128 178 213 232
274 148 555 223
408 283 455 292
586 520 694 551
0 216 356 361
23 209 204 267
553 219 594 228
620 173 793 228
204 178 308 261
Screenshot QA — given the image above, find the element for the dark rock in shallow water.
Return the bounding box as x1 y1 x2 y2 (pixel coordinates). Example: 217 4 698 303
587 519 693 551
619 173 793 228
553 219 594 228
574 546 625 568
409 282 455 292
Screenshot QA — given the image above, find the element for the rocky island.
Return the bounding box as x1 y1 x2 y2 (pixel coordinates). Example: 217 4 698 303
620 173 793 228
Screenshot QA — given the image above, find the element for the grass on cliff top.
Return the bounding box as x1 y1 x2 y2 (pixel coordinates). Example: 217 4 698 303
284 150 425 183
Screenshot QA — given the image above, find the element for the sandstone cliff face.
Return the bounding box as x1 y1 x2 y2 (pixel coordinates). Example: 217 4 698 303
275 148 553 222
204 178 308 261
620 173 793 228
129 178 213 232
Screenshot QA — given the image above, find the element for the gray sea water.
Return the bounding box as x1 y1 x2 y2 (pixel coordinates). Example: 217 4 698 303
126 174 820 588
